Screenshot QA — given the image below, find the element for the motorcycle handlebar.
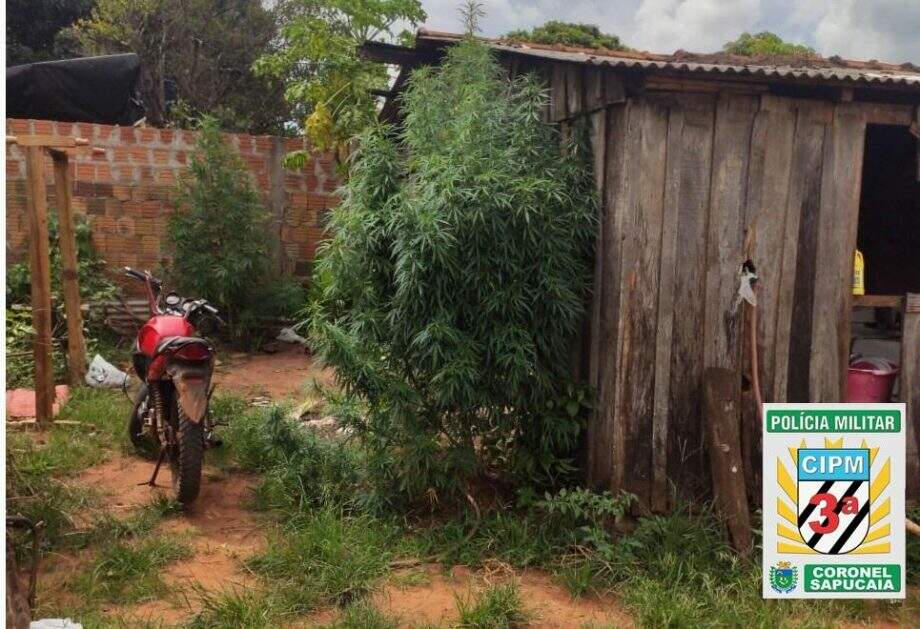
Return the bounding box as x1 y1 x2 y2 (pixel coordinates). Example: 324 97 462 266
123 267 162 290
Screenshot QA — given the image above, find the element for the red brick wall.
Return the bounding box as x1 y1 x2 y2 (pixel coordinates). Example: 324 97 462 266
6 118 337 288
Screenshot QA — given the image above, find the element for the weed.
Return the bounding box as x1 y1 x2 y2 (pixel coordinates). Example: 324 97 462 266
187 589 281 629
325 601 399 629
553 560 594 598
456 582 530 628
218 405 361 514
6 389 130 552
69 494 183 550
246 509 395 609
72 535 192 604
389 568 432 589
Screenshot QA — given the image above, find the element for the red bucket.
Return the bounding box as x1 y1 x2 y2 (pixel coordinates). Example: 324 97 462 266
846 358 898 403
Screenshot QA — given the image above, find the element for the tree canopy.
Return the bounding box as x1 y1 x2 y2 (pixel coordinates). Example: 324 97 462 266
723 31 815 57
505 21 624 50
6 0 94 66
73 0 292 133
254 0 426 161
310 39 597 502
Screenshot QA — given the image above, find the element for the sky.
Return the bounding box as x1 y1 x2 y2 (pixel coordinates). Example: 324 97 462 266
416 0 920 64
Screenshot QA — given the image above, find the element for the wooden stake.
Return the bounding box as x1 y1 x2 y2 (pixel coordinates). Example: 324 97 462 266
24 146 55 427
900 294 920 500
51 152 87 384
703 367 753 554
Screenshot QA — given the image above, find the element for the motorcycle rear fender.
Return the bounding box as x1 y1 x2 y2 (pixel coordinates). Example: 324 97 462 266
166 362 212 423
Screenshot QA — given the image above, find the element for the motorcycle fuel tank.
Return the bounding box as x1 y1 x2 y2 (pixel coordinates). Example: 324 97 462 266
138 315 196 357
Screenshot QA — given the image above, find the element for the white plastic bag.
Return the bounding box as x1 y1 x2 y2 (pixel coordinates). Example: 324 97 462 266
276 327 308 346
31 620 83 629
85 354 130 389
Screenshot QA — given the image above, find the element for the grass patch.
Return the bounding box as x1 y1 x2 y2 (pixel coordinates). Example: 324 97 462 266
72 535 192 604
6 388 131 552
188 589 283 629
246 509 396 610
456 582 530 628
325 601 399 629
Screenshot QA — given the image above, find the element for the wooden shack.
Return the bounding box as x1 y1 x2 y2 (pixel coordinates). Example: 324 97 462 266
363 30 920 506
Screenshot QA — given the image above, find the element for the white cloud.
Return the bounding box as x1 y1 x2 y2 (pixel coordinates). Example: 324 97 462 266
415 0 919 62
800 0 920 63
631 0 761 52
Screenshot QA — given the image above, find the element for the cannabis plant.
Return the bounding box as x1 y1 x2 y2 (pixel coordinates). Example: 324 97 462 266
168 116 272 333
310 40 597 504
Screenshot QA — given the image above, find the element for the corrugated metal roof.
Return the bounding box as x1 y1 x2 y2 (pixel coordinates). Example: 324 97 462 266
416 29 920 91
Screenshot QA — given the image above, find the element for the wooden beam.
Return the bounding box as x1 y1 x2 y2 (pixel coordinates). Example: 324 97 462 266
901 294 920 501
8 135 89 148
852 294 904 308
24 146 56 427
703 367 752 554
51 152 87 384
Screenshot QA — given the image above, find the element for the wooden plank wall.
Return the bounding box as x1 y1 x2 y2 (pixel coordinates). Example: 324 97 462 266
538 61 914 507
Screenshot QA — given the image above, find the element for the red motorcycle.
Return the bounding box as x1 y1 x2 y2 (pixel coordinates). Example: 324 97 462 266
124 267 221 504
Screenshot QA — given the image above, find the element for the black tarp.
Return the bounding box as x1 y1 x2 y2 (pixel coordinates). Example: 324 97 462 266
6 53 142 125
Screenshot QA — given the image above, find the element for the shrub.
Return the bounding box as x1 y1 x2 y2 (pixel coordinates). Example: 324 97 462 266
309 39 597 505
6 214 119 387
169 115 304 344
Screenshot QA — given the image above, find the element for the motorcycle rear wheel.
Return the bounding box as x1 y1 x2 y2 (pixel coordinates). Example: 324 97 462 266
168 403 204 505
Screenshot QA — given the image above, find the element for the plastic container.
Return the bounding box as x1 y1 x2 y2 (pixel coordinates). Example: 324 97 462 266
852 249 865 295
846 357 898 402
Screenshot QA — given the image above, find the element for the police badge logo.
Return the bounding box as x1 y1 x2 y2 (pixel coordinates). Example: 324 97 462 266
775 438 892 556
769 561 797 593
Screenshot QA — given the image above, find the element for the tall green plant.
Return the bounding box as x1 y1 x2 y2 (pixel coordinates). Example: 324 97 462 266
168 117 271 332
310 40 597 504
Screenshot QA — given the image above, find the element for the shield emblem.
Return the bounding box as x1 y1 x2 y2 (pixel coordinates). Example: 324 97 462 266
796 448 870 554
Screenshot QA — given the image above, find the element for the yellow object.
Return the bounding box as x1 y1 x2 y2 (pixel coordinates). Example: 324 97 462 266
853 249 865 295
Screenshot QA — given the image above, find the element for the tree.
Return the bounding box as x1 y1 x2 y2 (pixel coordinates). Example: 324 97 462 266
253 0 426 160
506 20 624 50
6 0 94 66
310 40 597 504
723 31 815 57
73 0 292 133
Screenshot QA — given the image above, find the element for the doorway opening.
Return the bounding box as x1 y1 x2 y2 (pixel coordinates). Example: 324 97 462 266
850 124 919 396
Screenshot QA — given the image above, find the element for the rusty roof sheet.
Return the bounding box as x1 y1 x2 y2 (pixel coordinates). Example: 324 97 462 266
416 29 920 90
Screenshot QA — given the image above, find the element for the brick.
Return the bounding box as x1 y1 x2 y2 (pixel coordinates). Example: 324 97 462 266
129 147 148 163
159 129 174 144
113 185 132 201
120 127 137 144
8 119 32 134
254 136 272 153
105 199 123 216
96 164 112 181
152 149 169 165
76 123 95 140
139 128 158 144
86 198 107 215
76 163 96 180
157 170 175 185
116 216 136 237
139 166 154 182
96 125 116 143
33 120 54 134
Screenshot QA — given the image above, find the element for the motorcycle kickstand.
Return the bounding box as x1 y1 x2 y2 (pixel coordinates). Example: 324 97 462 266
140 446 168 487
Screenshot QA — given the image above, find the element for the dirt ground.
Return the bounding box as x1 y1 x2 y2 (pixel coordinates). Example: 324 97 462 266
213 343 335 401
32 348 634 627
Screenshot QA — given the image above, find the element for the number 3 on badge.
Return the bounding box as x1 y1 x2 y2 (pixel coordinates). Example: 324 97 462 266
807 493 859 534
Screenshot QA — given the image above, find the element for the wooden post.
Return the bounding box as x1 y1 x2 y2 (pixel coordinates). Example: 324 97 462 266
24 146 56 427
703 367 753 554
51 151 87 384
901 294 920 501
